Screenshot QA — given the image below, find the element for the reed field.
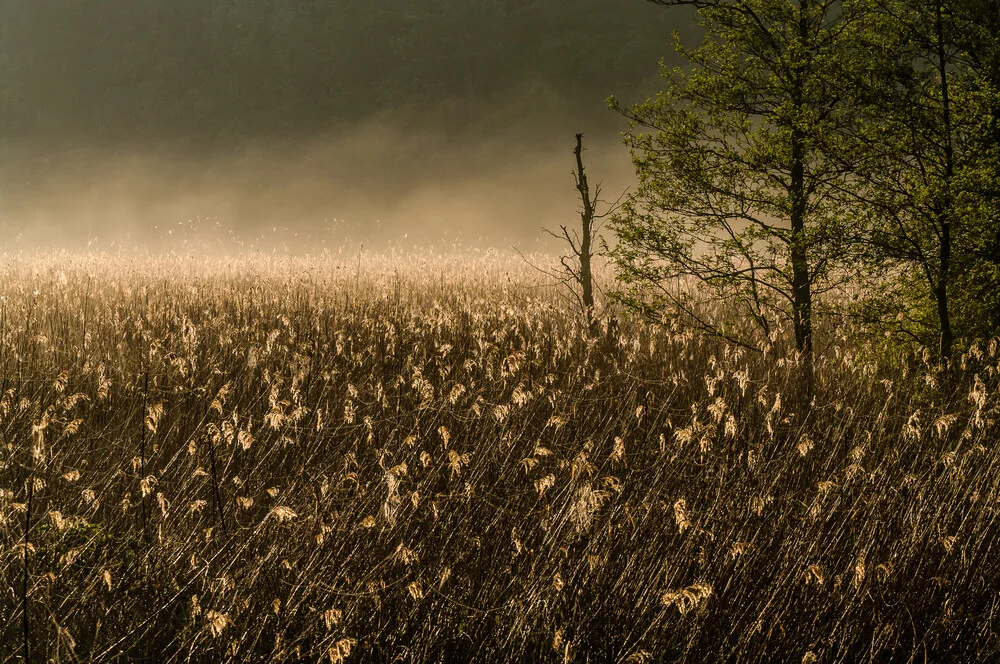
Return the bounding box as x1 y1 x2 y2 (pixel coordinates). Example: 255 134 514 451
1 250 999 663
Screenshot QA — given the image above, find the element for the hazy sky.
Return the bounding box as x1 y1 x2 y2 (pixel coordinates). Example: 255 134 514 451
1 1 693 251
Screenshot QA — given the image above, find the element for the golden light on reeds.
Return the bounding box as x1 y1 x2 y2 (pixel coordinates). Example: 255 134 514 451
0 249 998 661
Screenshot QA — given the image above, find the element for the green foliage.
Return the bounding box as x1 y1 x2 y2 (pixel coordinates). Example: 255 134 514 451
613 0 1000 362
835 0 1000 358
609 0 866 355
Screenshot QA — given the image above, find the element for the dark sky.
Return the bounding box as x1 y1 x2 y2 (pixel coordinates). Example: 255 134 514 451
0 1 692 251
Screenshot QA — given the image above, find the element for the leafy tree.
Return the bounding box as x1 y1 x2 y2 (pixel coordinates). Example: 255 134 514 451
840 0 1000 361
609 0 866 390
950 0 1000 342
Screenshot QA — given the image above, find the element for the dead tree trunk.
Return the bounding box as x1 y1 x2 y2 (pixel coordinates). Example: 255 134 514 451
574 134 596 320
529 133 623 334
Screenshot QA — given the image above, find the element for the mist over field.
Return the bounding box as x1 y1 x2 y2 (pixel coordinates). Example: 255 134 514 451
0 1 688 252
0 112 635 253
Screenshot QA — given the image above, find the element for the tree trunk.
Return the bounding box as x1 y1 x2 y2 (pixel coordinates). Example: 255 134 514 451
574 134 596 320
790 0 814 395
935 0 955 363
790 140 813 391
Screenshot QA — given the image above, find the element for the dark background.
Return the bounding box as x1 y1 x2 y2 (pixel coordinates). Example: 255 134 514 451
0 1 693 251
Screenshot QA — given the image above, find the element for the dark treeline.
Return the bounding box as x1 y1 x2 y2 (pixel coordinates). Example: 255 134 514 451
0 0 684 145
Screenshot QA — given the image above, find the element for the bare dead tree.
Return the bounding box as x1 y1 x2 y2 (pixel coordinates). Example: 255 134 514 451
572 133 597 316
523 133 624 332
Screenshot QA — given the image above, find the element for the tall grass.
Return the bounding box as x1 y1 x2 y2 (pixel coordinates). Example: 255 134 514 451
0 250 998 662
